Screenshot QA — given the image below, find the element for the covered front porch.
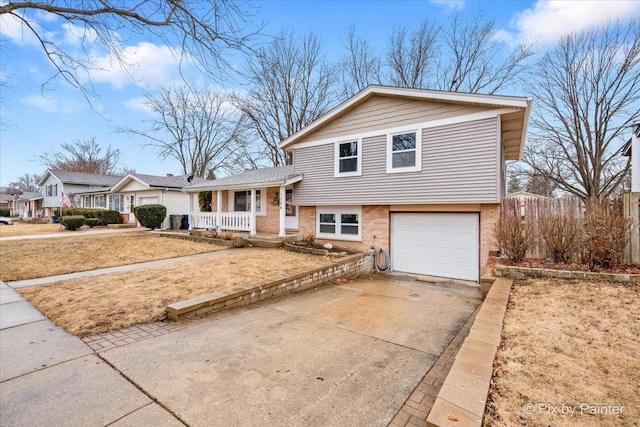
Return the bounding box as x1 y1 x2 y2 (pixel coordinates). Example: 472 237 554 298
185 166 303 237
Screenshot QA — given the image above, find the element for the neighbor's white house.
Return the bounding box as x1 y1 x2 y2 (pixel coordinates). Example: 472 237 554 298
77 172 206 228
37 169 122 217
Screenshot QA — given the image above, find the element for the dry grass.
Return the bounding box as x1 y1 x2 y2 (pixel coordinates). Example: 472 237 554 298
0 233 225 281
0 222 61 237
18 248 328 336
485 279 640 427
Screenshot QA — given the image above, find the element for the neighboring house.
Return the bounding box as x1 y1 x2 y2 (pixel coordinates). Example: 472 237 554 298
187 85 532 282
79 173 206 228
507 191 551 218
0 193 11 210
506 191 550 201
8 192 43 217
37 169 123 217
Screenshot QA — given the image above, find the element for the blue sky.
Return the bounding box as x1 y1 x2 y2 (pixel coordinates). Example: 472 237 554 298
1 0 639 185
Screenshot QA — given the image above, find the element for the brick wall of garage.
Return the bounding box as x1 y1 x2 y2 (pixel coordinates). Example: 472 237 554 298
479 203 500 274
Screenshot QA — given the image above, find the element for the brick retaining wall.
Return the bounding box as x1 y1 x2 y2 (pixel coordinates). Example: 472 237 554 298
167 253 373 321
495 264 640 283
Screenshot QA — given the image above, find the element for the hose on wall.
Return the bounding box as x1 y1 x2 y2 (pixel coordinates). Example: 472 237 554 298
374 247 391 272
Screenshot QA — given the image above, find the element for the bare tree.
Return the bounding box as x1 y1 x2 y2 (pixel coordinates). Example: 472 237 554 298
522 20 640 201
233 31 338 166
385 20 439 89
436 12 534 94
35 138 125 174
1 173 42 194
339 25 381 98
0 1 258 102
121 84 246 178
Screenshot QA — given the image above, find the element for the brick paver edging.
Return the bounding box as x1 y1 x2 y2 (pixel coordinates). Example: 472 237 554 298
495 264 640 283
426 278 513 427
166 253 374 321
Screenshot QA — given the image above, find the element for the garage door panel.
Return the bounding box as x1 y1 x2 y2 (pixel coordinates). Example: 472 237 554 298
391 213 479 281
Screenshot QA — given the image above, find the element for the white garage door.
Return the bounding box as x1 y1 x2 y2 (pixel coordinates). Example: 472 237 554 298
138 196 158 205
391 213 479 281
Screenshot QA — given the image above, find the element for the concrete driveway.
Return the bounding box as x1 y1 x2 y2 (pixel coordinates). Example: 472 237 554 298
102 274 481 427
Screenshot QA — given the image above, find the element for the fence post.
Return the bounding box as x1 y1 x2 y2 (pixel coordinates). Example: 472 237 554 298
623 192 640 266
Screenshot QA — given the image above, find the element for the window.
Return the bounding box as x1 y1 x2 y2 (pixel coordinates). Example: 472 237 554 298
335 139 361 177
319 214 335 234
94 195 106 208
46 184 58 197
387 130 421 173
316 207 361 241
231 190 263 214
109 194 124 212
84 196 91 207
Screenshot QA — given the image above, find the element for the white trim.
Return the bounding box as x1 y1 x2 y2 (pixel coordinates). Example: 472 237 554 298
287 108 519 151
334 139 362 178
386 128 422 174
280 85 531 149
185 175 303 193
496 116 502 202
316 206 362 242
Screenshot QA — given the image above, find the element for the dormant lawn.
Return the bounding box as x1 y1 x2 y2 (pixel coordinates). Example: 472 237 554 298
18 247 327 336
485 278 639 427
0 232 225 281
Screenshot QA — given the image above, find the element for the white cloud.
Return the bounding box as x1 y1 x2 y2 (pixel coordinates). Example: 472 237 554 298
510 0 640 44
20 94 85 114
61 22 98 48
0 12 41 46
123 96 154 115
88 42 192 89
429 0 465 11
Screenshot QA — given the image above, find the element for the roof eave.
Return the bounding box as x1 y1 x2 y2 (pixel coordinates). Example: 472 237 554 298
184 175 303 192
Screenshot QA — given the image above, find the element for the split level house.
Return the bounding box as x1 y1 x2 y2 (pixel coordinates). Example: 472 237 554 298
187 85 532 282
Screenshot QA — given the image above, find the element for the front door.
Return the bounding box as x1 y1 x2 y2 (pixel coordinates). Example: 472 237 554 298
128 195 135 223
284 188 298 229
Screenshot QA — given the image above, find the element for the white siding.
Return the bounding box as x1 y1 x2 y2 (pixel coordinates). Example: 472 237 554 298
294 117 500 205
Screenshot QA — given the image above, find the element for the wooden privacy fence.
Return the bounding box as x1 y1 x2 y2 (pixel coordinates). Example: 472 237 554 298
501 197 585 259
502 195 639 265
623 192 640 265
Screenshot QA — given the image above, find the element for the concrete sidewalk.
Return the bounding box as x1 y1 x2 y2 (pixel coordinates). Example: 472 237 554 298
0 226 148 241
0 280 184 427
7 249 234 288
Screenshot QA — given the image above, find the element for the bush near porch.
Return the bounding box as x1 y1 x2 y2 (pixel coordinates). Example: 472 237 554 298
494 198 635 271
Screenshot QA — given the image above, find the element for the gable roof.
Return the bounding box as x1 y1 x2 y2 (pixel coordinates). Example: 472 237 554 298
37 169 123 187
110 173 208 192
184 166 302 192
507 191 550 199
279 85 532 160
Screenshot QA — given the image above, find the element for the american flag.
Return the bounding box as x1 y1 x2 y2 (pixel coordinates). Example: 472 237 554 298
61 192 72 208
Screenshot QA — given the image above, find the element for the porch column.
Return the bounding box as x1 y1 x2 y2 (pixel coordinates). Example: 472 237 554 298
188 193 194 230
632 121 640 192
216 190 222 231
250 188 257 236
279 185 286 237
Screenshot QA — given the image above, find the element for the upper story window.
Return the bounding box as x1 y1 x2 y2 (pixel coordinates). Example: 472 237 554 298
387 129 422 173
46 184 58 197
334 139 362 177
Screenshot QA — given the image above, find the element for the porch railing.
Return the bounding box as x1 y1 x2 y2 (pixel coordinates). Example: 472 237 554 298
189 212 251 232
